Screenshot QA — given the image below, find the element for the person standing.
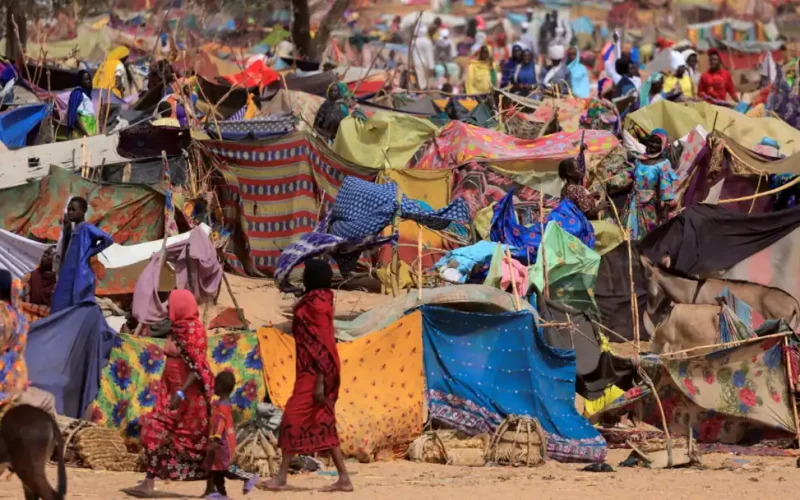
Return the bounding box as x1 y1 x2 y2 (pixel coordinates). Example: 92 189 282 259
93 46 132 98
51 197 113 313
465 45 496 95
261 260 353 493
123 290 216 498
698 49 739 103
66 70 97 138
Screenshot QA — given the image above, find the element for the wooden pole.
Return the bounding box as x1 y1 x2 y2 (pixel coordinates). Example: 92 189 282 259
390 184 403 297
539 186 549 299
417 226 424 301
782 337 800 448
660 331 793 358
223 272 248 328
81 137 87 177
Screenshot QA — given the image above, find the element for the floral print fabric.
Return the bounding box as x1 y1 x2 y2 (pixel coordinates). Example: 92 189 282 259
624 159 678 240
87 332 265 447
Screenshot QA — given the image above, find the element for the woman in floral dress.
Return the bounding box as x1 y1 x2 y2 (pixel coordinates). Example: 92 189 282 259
123 289 215 497
624 128 678 239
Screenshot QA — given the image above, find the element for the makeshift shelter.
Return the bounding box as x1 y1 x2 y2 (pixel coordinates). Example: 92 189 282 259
258 312 426 462
0 104 49 150
421 306 607 463
0 229 51 279
0 166 165 245
26 304 117 419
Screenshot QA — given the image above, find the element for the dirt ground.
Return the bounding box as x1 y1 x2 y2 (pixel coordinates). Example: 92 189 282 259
2 450 798 500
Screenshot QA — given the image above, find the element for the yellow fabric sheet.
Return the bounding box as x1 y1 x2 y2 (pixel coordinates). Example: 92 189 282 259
384 169 451 208
590 220 624 256
257 311 425 461
625 100 800 154
333 112 438 169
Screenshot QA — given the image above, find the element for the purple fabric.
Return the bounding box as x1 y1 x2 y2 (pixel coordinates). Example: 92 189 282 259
132 227 223 324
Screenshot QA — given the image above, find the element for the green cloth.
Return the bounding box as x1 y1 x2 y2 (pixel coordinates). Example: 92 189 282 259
79 114 97 137
530 223 601 311
625 100 800 155
483 242 506 290
332 111 439 169
590 220 623 256
263 25 290 48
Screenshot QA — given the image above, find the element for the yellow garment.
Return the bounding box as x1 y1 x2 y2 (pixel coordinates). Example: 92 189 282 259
93 46 130 98
466 60 493 95
244 92 258 120
257 312 425 461
590 220 624 256
474 204 496 240
377 259 414 291
584 385 625 417
663 73 694 98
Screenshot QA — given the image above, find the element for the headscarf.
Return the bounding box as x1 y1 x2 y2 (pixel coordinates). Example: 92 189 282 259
0 273 28 407
28 248 57 306
67 70 92 130
327 81 352 116
567 48 590 98
93 46 130 98
471 32 487 56
681 49 697 64
168 290 214 409
634 128 669 160
639 72 664 108
548 44 565 62
438 28 451 48
669 51 686 72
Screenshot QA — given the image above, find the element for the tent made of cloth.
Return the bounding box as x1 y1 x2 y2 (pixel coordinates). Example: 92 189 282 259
625 100 800 154
333 284 538 341
0 166 165 245
202 132 379 276
421 306 607 463
639 203 800 277
715 131 800 176
333 112 439 169
0 25 113 62
25 304 116 418
258 89 325 132
258 312 426 462
0 229 51 279
412 121 619 170
0 104 49 150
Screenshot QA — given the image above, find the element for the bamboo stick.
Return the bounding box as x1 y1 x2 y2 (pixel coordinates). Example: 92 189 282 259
81 137 87 177
660 331 793 358
417 225 424 301
718 175 800 204
538 186 549 299
638 367 674 466
782 337 800 448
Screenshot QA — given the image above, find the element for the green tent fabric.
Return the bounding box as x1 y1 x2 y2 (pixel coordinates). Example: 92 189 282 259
332 111 439 169
590 220 624 256
262 25 290 48
530 223 600 311
625 100 800 154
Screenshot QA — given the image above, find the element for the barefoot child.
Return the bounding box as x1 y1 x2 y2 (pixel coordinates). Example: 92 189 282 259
261 260 353 492
204 371 258 499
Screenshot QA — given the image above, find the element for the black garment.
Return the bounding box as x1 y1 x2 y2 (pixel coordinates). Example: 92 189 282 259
212 471 227 496
593 245 650 342
639 203 800 277
313 100 347 140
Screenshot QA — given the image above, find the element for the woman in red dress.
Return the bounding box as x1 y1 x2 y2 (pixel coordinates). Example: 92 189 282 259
262 260 353 492
123 289 215 497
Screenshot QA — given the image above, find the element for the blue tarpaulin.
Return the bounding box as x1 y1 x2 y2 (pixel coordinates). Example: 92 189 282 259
421 306 607 463
25 304 117 418
0 103 48 149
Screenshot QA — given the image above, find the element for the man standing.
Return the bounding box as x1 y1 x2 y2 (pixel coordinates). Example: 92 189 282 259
698 49 739 103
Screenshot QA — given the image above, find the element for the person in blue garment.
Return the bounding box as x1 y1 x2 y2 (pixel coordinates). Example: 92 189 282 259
565 46 590 98
624 129 678 240
511 49 537 94
500 44 524 88
51 197 114 313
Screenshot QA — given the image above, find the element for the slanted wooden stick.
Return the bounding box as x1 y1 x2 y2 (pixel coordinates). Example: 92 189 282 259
538 186 549 299
782 336 800 448
417 225 423 301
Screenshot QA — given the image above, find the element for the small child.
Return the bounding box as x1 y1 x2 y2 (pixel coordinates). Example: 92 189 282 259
204 371 259 499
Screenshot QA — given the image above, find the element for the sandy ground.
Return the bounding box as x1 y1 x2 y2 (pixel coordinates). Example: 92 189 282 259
2 450 798 500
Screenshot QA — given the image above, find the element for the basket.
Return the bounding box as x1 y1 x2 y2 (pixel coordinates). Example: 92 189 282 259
234 423 282 478
406 430 489 466
485 415 546 467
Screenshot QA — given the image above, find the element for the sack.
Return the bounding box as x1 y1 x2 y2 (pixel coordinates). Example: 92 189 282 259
485 415 546 467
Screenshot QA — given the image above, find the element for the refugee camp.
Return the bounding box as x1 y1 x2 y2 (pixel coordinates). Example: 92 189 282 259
2 0 800 499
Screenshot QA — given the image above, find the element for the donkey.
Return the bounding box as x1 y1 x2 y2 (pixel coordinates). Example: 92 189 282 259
0 405 66 500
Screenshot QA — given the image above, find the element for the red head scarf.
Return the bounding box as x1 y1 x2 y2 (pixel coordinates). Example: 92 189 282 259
168 290 214 407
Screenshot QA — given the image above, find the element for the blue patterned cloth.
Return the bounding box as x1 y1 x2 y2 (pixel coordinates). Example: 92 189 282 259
330 177 471 239
51 223 114 313
421 306 607 463
766 67 800 129
275 212 396 293
489 189 594 263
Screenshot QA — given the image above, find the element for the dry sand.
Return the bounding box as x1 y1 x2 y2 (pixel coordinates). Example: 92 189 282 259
3 450 799 500
7 275 798 499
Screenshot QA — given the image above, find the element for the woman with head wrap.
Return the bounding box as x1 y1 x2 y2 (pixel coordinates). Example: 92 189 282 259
434 29 460 86
93 46 132 98
124 290 216 497
663 51 694 99
501 44 524 88
66 69 97 137
465 45 496 95
263 260 353 493
682 49 699 87
470 31 488 58
313 82 354 140
623 128 678 239
639 72 665 108
565 46 590 98
541 43 567 86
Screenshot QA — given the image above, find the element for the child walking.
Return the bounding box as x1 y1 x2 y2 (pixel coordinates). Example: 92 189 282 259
205 371 259 499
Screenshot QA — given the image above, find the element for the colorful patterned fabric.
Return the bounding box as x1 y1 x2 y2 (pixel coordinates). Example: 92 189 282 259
579 98 620 134
0 167 164 245
624 159 678 240
208 113 297 141
330 177 470 240
765 68 800 129
0 279 28 407
257 312 425 461
412 122 619 170
490 190 595 263
87 332 265 446
204 132 378 276
421 306 607 463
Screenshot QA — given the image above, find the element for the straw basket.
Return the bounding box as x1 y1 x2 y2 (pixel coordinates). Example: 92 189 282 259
407 430 489 467
485 415 546 467
71 423 143 472
505 115 548 140
234 424 282 478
